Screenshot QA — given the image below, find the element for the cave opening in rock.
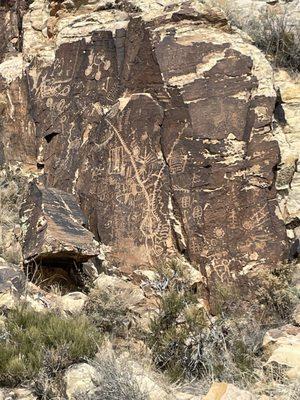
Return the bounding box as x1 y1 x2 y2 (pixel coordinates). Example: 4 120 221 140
24 254 87 294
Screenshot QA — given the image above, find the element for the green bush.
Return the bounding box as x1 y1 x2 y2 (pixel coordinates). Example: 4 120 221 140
0 307 101 387
148 288 261 383
148 259 298 383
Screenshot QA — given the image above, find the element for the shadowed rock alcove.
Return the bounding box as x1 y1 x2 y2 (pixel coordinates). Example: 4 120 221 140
21 183 99 292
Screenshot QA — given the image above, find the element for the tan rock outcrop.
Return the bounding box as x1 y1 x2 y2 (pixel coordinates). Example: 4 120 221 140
64 363 99 399
203 382 254 400
274 70 300 238
263 324 300 380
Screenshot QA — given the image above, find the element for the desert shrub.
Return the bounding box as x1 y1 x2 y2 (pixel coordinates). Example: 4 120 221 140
148 287 261 384
147 259 297 383
153 258 200 294
217 1 300 71
75 354 148 400
213 263 298 323
0 307 101 387
84 289 133 338
253 263 298 321
245 11 300 71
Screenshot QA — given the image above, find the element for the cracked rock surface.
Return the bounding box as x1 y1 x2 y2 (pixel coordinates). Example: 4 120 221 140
0 0 291 283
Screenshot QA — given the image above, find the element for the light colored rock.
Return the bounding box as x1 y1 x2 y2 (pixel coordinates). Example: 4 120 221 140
213 0 300 31
0 54 24 84
0 292 17 310
203 382 254 400
23 294 47 313
59 292 88 314
134 269 160 282
263 325 300 380
135 372 170 400
82 261 99 280
293 303 300 325
64 363 99 399
9 388 37 400
180 259 205 286
263 324 300 352
93 273 145 308
127 360 171 400
274 70 300 231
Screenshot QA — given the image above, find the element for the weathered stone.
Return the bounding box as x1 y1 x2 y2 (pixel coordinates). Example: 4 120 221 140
7 388 37 400
0 258 24 309
0 0 36 167
274 70 300 235
21 181 99 267
82 260 99 280
58 291 88 314
203 382 254 400
0 292 17 310
64 363 99 400
0 259 25 295
263 324 300 380
0 1 28 63
293 303 300 325
0 0 291 290
23 0 288 286
215 0 300 31
0 71 36 167
128 360 171 400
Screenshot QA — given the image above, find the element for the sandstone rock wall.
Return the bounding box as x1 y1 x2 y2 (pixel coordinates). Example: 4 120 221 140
0 0 290 283
275 70 300 239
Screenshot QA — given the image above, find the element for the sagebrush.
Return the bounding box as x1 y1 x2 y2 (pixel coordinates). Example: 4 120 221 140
147 260 297 384
0 307 101 386
218 2 300 71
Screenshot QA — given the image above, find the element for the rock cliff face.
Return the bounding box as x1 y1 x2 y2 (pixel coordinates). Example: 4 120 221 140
0 0 291 284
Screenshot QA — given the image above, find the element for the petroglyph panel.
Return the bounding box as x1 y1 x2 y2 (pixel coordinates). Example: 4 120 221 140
24 1 287 280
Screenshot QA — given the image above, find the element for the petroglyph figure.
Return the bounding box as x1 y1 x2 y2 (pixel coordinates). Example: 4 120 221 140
108 146 125 175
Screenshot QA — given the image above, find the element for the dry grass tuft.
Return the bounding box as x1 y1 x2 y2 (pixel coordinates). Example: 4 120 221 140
74 353 149 400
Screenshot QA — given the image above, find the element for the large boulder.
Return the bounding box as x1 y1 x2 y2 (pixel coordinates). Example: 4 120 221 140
263 324 300 380
203 382 255 400
64 363 99 400
21 181 99 271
